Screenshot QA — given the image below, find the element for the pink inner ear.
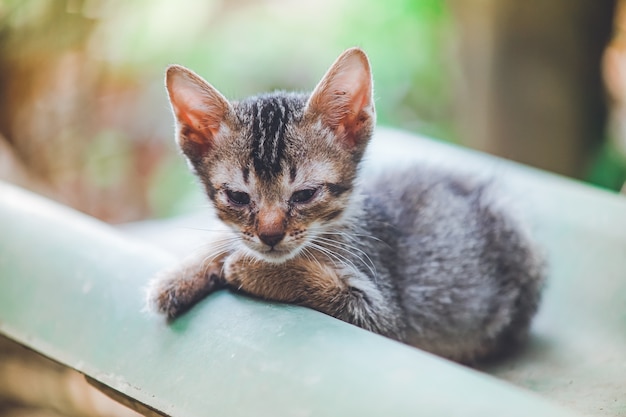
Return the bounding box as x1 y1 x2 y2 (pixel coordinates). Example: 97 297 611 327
175 101 220 145
171 89 223 146
346 79 372 122
307 49 374 144
166 66 229 147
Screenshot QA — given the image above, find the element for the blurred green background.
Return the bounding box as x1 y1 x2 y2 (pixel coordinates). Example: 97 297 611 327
0 0 624 222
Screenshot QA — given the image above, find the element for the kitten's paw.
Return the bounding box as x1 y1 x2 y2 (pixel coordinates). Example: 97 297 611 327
221 251 250 288
145 261 224 319
145 273 189 319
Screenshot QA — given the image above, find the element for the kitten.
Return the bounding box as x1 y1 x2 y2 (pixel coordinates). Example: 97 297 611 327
147 48 545 363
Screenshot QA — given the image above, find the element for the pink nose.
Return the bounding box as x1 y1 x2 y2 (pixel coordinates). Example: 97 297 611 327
259 232 285 247
257 208 286 247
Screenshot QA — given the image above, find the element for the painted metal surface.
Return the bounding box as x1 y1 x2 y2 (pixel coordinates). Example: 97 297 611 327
2 129 625 416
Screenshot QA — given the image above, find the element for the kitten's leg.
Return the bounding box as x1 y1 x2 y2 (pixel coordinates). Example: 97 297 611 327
223 253 403 340
146 236 232 319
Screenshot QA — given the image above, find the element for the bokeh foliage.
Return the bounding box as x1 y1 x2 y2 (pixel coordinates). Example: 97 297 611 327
1 0 623 221
0 0 456 220
93 0 454 138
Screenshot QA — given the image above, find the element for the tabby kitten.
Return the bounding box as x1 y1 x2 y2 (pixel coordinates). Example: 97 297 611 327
147 48 545 363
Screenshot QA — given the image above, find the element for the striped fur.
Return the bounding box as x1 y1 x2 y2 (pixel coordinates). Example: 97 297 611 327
247 94 294 180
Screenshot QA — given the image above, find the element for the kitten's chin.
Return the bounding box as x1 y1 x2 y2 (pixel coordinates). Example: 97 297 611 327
245 245 303 264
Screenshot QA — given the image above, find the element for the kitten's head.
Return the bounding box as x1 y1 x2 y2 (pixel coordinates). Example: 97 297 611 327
165 48 375 262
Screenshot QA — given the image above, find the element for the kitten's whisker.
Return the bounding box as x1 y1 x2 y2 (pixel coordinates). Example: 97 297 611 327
307 242 347 270
200 242 237 265
314 229 379 240
197 243 239 262
312 236 377 280
308 241 363 280
308 226 387 246
200 245 232 264
202 235 249 275
302 246 325 272
195 236 242 278
315 234 374 259
338 229 390 249
200 249 230 278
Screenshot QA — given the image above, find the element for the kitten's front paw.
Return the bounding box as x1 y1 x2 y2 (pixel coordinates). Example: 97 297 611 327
146 261 224 319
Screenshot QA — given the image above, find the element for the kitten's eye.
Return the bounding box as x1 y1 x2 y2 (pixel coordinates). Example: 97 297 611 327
290 188 319 204
226 190 251 206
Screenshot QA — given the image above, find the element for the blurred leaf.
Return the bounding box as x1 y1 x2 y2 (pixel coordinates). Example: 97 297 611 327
587 140 626 191
85 129 133 188
147 154 205 218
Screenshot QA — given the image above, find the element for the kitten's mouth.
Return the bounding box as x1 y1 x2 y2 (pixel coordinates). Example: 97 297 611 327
253 245 300 263
261 247 291 261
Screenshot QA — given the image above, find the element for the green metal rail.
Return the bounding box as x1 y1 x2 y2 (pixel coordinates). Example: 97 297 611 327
1 129 625 416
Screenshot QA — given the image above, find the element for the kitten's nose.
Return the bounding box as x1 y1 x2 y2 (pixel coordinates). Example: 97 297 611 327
257 208 286 248
259 231 285 247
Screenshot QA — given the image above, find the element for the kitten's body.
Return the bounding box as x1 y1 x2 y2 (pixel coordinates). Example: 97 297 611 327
357 167 543 359
148 48 544 363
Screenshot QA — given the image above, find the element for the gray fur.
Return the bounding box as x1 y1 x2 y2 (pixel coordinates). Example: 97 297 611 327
322 168 545 361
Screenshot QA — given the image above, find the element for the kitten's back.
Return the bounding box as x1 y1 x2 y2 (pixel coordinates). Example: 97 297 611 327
359 166 545 361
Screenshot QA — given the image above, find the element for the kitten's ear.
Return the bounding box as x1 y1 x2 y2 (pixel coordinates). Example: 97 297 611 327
306 48 375 148
165 65 233 158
